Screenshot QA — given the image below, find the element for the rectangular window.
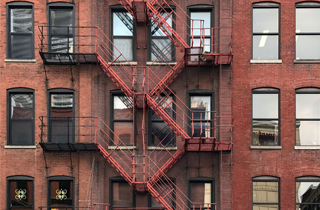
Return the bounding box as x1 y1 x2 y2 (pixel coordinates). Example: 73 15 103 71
111 179 134 209
112 93 134 146
49 92 74 143
296 2 320 60
296 177 320 209
252 88 279 146
252 3 279 60
296 88 320 146
8 89 34 145
7 2 34 59
189 179 214 209
190 94 213 137
8 179 33 210
112 9 134 61
252 176 279 210
48 178 73 208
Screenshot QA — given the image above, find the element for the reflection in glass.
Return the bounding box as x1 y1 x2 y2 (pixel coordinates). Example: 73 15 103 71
151 39 173 62
113 12 133 36
151 122 173 146
253 94 278 119
252 120 278 146
113 39 133 61
114 122 133 145
253 182 278 203
11 9 32 33
113 96 133 120
190 182 211 208
296 121 320 146
296 35 320 60
253 204 278 210
112 182 133 207
253 35 278 60
296 181 320 210
10 180 33 208
191 96 211 119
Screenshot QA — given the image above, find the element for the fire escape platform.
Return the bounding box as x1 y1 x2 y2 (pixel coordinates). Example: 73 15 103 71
40 52 97 65
185 138 232 152
40 142 98 152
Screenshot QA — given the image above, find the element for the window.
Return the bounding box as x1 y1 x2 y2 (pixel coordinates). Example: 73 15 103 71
149 9 174 62
148 178 175 208
252 3 279 60
48 3 75 56
296 88 320 146
7 176 34 210
7 2 34 59
110 178 135 209
252 88 279 146
149 94 174 146
8 88 34 145
252 176 279 210
296 2 320 60
296 177 320 210
188 178 214 209
189 6 214 52
111 92 134 146
48 176 74 209
189 93 214 137
48 89 74 143
111 7 134 61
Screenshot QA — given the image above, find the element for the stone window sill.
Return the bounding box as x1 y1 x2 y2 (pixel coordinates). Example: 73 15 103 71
250 59 282 64
5 59 36 63
107 61 137 66
294 60 320 64
108 146 137 150
147 146 177 151
5 145 37 149
294 146 320 150
146 62 177 66
250 145 282 150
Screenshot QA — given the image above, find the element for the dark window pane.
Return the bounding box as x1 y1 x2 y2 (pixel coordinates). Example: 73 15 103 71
253 35 278 60
252 120 279 146
151 12 172 36
192 122 212 137
50 36 74 54
296 121 320 146
252 93 278 119
296 35 320 60
11 120 33 145
50 180 73 207
296 94 320 119
152 181 175 207
50 9 73 30
50 119 74 143
11 35 33 59
10 180 33 208
11 94 33 119
253 182 278 203
151 39 173 62
296 181 320 203
296 8 320 33
10 9 32 33
114 122 133 145
151 122 173 146
112 182 133 207
253 9 279 33
113 38 133 61
190 182 211 207
113 12 133 36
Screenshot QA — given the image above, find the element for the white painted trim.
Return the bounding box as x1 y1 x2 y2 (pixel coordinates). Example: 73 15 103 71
250 145 282 150
107 62 138 66
250 59 282 64
294 146 320 150
146 62 177 66
294 60 320 64
5 59 36 63
108 146 137 150
147 146 177 151
5 145 37 149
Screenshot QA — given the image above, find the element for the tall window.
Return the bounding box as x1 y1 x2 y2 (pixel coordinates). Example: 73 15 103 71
110 178 135 209
252 176 279 210
112 92 134 146
48 3 75 56
8 88 34 145
190 93 213 138
296 177 320 210
188 178 214 209
296 88 320 146
7 2 34 59
296 2 320 60
7 176 34 210
48 89 74 143
48 176 73 209
149 9 174 62
252 3 279 60
189 6 213 52
252 88 279 146
111 8 134 61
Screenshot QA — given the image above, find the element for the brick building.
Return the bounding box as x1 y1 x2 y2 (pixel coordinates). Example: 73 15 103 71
0 0 232 210
233 1 320 210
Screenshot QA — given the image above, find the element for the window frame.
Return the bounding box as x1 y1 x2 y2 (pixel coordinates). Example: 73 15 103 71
47 176 74 209
110 5 136 62
252 88 280 146
47 89 75 143
7 176 34 210
109 177 136 210
252 2 280 60
7 88 35 145
252 176 280 210
188 177 215 209
296 176 320 209
6 2 35 59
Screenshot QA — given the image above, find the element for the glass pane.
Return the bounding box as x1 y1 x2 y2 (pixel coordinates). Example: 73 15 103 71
253 8 279 33
152 96 173 120
151 11 172 36
113 38 133 61
296 121 320 146
113 182 133 207
151 39 173 62
51 94 73 118
11 120 33 145
253 120 279 146
151 122 174 146
190 182 211 207
113 12 133 36
296 181 320 203
50 180 73 207
152 181 175 207
296 8 320 33
190 12 211 36
190 96 211 119
10 180 33 207
296 35 320 60
253 35 278 60
50 119 74 143
11 35 33 59
50 36 74 54
11 8 32 33
192 38 211 52
253 182 278 203
192 122 212 138
253 94 278 119
114 122 134 145
253 204 278 210
11 94 33 119
296 94 320 119
50 9 74 34
114 96 133 120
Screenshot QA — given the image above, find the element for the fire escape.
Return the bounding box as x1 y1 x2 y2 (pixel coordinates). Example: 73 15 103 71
38 0 233 209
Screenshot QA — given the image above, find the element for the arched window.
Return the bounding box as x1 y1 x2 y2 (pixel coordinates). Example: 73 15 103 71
188 177 214 209
252 176 279 209
47 176 74 208
7 176 34 210
296 176 320 209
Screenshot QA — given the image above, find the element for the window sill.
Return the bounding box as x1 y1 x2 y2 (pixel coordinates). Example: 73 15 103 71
5 59 36 63
250 145 282 150
147 146 177 150
108 146 137 150
107 62 138 66
294 145 320 150
294 60 320 64
250 59 282 64
146 62 177 66
4 145 37 149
